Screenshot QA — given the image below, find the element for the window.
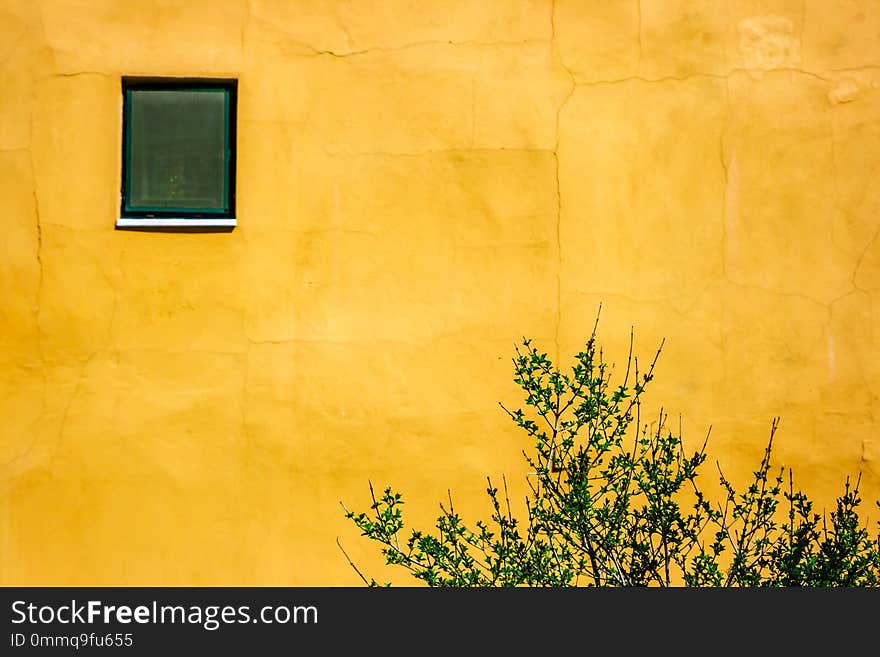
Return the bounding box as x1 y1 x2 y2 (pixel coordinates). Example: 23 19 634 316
118 78 237 228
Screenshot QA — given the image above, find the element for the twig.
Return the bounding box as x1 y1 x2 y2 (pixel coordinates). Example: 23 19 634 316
336 537 371 586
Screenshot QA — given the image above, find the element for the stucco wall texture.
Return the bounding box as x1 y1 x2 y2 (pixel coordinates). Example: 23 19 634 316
1 0 879 585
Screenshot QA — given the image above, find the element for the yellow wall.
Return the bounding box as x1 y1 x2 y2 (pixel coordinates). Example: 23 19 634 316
1 0 879 585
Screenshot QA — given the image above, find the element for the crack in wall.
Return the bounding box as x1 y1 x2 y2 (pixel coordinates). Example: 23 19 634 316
27 99 43 343
241 340 251 448
296 38 550 60
575 67 834 87
52 71 111 78
469 75 476 148
6 0 56 480
636 0 643 76
551 0 576 363
246 337 413 346
107 276 118 352
800 0 807 70
50 362 87 469
552 146 563 356
823 65 880 73
241 0 250 57
825 111 871 267
28 158 42 338
566 286 718 322
24 86 50 479
720 76 730 279
108 347 248 357
322 147 555 158
724 279 839 313
717 0 732 353
852 225 880 291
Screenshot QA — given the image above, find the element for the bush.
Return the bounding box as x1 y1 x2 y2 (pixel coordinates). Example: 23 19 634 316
340 317 880 586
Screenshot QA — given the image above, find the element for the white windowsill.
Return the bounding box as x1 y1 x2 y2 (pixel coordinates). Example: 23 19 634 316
116 218 237 228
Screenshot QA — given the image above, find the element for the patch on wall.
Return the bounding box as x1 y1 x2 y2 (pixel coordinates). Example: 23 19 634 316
737 16 800 74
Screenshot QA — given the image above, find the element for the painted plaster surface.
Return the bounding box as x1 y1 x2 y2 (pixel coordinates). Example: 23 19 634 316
1 0 878 585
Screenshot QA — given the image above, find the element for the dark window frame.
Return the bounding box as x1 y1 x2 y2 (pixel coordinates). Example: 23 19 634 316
120 77 237 224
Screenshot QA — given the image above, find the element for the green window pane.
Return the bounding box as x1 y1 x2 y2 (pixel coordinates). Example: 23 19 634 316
128 89 227 212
